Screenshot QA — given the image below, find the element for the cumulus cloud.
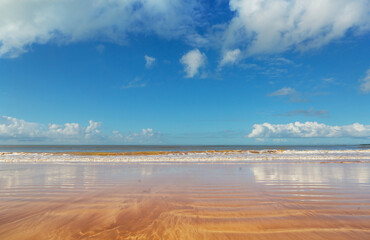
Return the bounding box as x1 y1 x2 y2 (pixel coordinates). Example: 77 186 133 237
224 0 370 57
360 68 370 93
142 128 155 137
144 55 156 68
248 122 370 138
0 116 40 138
219 48 241 66
1 0 369 61
180 49 207 78
0 116 161 143
0 0 202 58
0 116 102 142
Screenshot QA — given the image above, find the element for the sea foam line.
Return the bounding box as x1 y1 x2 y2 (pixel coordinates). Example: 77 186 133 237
1 150 370 163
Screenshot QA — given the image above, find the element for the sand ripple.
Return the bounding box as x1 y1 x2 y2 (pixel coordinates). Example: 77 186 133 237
0 163 369 239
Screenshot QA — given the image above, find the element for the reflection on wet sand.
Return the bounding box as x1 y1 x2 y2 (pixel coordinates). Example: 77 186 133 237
0 163 369 239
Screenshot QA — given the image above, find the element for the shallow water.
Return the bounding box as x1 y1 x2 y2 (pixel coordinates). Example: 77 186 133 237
1 162 369 239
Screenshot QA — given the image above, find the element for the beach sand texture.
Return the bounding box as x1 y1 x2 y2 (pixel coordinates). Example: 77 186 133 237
0 163 369 239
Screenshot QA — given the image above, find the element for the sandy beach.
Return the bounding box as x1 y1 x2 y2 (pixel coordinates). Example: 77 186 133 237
2 0 369 238
1 162 369 240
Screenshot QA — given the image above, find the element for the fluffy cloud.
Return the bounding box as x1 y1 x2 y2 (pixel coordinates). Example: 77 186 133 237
142 128 155 137
0 116 102 142
0 116 40 138
248 122 370 138
224 0 370 57
220 49 241 66
1 0 368 61
360 68 370 93
144 55 156 68
0 0 201 58
0 116 161 143
180 49 207 78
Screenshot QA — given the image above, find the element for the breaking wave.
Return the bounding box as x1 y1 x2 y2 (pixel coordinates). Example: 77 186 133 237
1 149 370 163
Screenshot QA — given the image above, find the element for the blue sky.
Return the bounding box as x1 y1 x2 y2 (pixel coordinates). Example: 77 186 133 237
0 0 369 145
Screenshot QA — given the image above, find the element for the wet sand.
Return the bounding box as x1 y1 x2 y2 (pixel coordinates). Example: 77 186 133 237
0 163 370 239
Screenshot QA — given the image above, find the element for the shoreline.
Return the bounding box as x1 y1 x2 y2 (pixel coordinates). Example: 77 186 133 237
1 149 370 163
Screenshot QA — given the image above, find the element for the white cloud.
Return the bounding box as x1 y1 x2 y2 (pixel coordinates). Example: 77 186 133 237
224 0 370 56
0 116 161 143
113 128 161 143
0 116 40 138
248 122 370 138
180 49 207 78
85 120 101 134
47 123 83 137
219 48 241 66
0 116 102 142
145 55 156 68
142 128 154 137
269 87 296 96
360 68 370 93
1 0 368 60
0 0 201 58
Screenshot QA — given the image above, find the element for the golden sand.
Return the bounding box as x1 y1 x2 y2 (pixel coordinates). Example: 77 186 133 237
0 163 369 240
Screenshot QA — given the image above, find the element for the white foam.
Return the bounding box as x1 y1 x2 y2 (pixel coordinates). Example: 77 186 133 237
1 149 370 163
